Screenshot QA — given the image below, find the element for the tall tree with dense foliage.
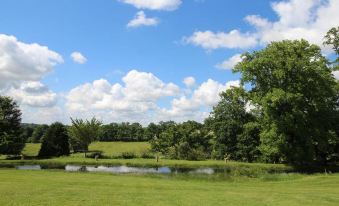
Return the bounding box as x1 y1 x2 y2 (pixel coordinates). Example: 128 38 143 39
234 39 339 165
38 122 70 157
208 87 259 161
0 96 24 155
68 117 102 152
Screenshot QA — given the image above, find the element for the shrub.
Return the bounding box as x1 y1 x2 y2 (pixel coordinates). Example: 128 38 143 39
121 151 136 159
38 122 70 157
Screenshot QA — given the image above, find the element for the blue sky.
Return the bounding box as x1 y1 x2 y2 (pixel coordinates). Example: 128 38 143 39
0 0 338 124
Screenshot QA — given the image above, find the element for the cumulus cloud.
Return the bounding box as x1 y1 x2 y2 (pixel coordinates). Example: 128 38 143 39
63 70 239 124
216 54 242 70
65 70 180 123
183 76 196 88
159 79 240 122
5 81 57 107
184 0 339 52
119 0 182 11
184 30 257 50
70 51 87 64
0 34 63 89
127 11 159 28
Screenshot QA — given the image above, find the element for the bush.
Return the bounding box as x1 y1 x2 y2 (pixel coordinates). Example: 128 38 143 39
38 122 70 157
121 151 136 159
140 151 154 159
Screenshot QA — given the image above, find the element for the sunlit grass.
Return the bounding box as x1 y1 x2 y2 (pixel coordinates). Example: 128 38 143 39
0 170 338 206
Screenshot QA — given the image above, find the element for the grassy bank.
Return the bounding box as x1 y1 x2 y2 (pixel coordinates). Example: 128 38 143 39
0 169 338 206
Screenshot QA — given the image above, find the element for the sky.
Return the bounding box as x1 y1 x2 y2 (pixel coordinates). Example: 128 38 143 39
0 0 338 125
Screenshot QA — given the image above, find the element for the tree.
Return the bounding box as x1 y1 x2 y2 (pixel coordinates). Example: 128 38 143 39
234 39 339 164
208 87 257 161
20 124 35 143
31 124 49 143
99 123 119 141
0 96 24 155
38 122 70 157
144 122 161 141
68 117 102 152
324 26 339 61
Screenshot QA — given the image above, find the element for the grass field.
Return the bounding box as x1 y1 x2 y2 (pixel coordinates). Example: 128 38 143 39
20 142 151 157
89 141 151 157
0 169 338 206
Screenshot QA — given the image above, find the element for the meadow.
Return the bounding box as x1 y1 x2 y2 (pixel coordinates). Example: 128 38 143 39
0 169 338 206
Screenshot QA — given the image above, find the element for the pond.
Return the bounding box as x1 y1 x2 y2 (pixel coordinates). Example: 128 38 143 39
13 164 218 175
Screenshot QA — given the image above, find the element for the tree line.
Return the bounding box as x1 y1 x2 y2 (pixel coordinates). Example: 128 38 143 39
1 27 338 166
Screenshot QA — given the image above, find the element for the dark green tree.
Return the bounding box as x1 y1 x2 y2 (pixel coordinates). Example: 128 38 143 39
38 122 70 157
0 96 24 155
234 39 339 164
209 87 256 161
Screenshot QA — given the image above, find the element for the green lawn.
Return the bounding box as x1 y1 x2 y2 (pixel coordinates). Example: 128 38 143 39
22 143 41 157
19 142 151 157
0 170 338 206
89 141 151 157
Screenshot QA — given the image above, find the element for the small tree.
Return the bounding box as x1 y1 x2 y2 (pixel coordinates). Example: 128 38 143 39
38 122 70 157
68 117 102 153
0 96 24 155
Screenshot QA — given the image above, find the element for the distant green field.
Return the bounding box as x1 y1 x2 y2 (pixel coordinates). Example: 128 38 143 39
0 170 338 206
22 143 41 157
20 142 151 157
89 141 151 157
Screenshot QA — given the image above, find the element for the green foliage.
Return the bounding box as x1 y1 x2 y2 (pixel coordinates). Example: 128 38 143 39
208 87 259 161
68 117 102 152
19 124 35 143
324 26 339 64
99 122 147 141
0 96 24 155
121 151 136 159
235 39 339 165
38 122 70 157
150 121 212 160
30 124 49 143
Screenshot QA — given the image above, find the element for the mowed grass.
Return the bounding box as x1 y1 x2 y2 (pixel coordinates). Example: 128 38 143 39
0 170 338 206
18 142 150 158
89 141 151 156
22 143 41 157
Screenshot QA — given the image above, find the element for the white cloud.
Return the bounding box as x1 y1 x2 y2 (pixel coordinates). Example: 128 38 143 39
216 54 242 70
5 81 57 107
0 34 63 89
70 51 87 64
333 71 339 80
120 0 182 11
63 70 239 124
184 0 339 52
159 79 240 122
184 30 257 50
65 70 180 123
127 11 159 28
183 76 196 88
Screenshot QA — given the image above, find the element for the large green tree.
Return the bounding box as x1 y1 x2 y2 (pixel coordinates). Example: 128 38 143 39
68 117 102 152
38 122 70 157
234 39 339 164
0 96 24 155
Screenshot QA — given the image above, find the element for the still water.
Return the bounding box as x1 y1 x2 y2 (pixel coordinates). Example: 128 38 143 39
15 164 216 175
